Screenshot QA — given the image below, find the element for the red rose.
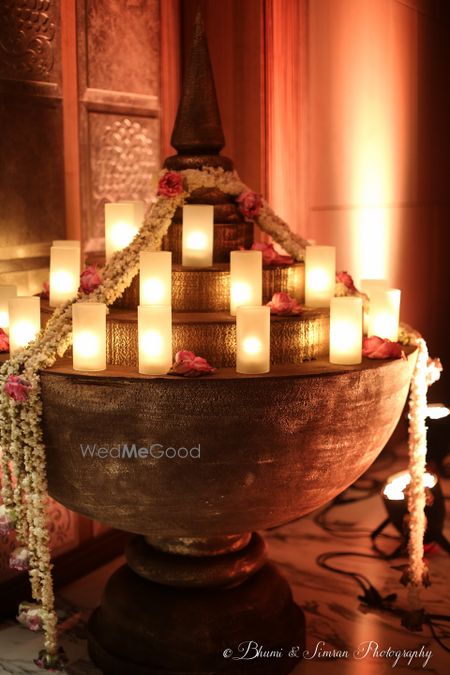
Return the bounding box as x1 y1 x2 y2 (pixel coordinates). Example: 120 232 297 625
3 374 32 402
336 271 357 293
157 171 184 198
362 336 405 360
79 265 102 295
0 328 9 352
267 292 303 315
250 242 293 266
237 190 262 219
171 350 216 377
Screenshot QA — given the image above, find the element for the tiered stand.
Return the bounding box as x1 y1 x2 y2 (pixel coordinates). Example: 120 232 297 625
40 230 417 675
40 12 417 674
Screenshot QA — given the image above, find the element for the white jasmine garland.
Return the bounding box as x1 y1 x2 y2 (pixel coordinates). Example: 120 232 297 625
406 338 429 609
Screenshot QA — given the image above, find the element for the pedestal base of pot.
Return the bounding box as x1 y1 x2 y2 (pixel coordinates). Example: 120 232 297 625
87 534 304 674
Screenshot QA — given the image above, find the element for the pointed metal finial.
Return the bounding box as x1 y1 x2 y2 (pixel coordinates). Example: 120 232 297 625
170 7 225 155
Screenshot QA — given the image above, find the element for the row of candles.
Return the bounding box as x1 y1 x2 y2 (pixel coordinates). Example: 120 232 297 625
0 202 401 374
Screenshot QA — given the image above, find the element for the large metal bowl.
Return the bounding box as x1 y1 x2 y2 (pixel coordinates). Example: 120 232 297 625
42 350 416 537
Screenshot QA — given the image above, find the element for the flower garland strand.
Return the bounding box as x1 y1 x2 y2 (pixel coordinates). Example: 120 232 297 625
405 338 429 612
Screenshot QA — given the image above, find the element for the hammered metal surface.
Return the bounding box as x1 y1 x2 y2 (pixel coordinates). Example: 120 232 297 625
42 349 417 537
106 308 328 368
114 263 305 311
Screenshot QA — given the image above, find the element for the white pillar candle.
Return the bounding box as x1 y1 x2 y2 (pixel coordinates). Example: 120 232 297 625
139 251 172 305
8 297 40 354
329 296 363 365
360 278 389 297
119 200 146 226
138 305 172 375
182 205 214 267
0 285 17 329
361 279 388 335
49 246 81 307
105 201 144 261
72 302 107 371
368 288 401 341
305 245 336 307
236 305 270 374
230 250 262 315
52 240 81 248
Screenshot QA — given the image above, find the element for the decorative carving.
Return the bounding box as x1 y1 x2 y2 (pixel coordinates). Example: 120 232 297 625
91 117 158 237
0 0 55 79
47 497 78 551
0 498 78 580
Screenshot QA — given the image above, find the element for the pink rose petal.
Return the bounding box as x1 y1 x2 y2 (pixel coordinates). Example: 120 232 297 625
363 336 405 360
4 375 32 402
267 292 303 315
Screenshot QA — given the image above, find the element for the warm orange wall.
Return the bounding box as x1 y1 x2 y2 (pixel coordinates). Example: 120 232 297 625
178 0 450 397
306 0 450 395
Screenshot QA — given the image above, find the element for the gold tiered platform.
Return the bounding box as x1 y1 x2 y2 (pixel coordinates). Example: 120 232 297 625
42 262 328 368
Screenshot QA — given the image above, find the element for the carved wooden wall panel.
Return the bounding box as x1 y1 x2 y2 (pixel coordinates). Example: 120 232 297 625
77 0 161 244
0 0 66 253
0 0 60 82
89 113 159 237
0 0 165 583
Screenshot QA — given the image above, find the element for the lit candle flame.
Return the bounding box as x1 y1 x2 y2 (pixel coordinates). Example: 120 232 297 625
142 330 163 358
307 268 330 292
186 231 208 251
142 278 165 304
243 337 262 355
110 221 138 250
10 320 38 349
51 270 75 294
73 331 100 359
231 282 252 307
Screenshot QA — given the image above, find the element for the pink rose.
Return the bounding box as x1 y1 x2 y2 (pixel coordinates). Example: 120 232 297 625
0 504 15 535
0 328 9 352
79 265 102 295
171 350 216 377
237 190 262 219
363 336 405 360
34 647 68 671
4 374 32 403
157 171 184 198
9 546 29 571
336 271 357 293
17 602 45 632
426 357 442 387
250 242 293 266
267 292 303 315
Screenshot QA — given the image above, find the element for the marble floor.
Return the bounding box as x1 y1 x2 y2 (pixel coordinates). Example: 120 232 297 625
0 447 448 675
